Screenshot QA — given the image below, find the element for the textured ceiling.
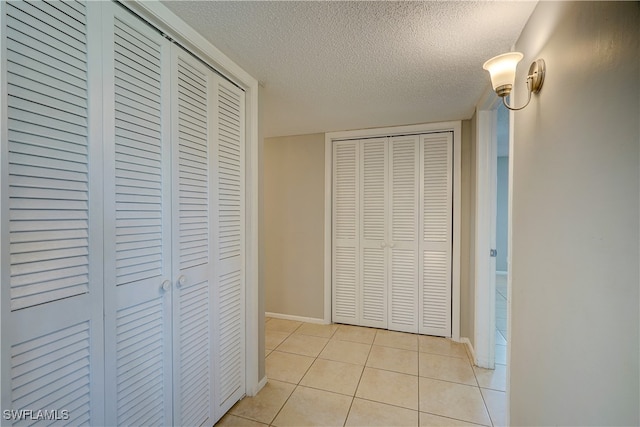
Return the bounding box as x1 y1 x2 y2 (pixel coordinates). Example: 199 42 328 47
162 1 537 138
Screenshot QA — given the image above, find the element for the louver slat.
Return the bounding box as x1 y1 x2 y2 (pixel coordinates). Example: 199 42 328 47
12 321 91 424
333 141 358 323
214 79 245 415
7 0 89 311
173 52 214 425
107 11 169 427
114 16 163 288
420 133 452 336
360 139 386 328
177 57 209 270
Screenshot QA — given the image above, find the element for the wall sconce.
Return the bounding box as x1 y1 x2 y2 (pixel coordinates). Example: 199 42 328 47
483 52 545 111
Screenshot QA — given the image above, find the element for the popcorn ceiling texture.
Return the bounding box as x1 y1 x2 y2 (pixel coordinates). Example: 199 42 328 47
162 1 537 138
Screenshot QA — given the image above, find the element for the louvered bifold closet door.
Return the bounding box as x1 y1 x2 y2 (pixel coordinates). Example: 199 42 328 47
359 138 387 328
332 141 359 324
1 1 104 423
212 76 246 421
419 133 453 337
101 3 173 426
387 136 420 333
171 47 217 427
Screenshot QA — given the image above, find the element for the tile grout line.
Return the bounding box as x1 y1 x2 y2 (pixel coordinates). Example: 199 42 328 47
341 327 377 427
267 322 304 426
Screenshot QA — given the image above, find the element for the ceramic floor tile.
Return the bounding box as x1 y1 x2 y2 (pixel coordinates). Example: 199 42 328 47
419 353 477 386
419 377 491 426
418 336 468 359
300 358 364 396
266 318 303 334
473 365 506 392
345 398 418 427
356 367 419 410
481 388 506 427
419 412 485 427
295 323 339 338
333 324 377 344
266 330 290 351
229 380 295 424
374 329 418 351
272 386 352 427
319 339 371 365
367 345 418 375
276 334 329 357
215 414 269 426
266 351 315 384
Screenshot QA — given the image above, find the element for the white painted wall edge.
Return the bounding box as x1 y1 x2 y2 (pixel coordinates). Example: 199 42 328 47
474 104 499 369
266 312 328 325
124 0 261 397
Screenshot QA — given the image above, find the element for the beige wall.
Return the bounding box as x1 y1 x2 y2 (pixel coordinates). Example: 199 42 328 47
263 124 477 337
264 133 326 319
510 2 639 424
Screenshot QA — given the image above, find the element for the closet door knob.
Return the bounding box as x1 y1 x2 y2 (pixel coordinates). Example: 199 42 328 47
389 243 396 248
161 280 171 292
380 242 386 248
177 275 187 288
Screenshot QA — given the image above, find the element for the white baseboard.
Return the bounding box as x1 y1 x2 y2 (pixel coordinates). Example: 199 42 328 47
247 376 267 397
266 312 327 325
460 337 477 365
496 270 508 276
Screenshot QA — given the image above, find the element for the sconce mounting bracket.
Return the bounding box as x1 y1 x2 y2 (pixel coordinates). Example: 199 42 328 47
528 59 545 94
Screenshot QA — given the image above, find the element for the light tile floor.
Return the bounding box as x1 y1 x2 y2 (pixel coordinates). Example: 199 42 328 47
217 320 507 427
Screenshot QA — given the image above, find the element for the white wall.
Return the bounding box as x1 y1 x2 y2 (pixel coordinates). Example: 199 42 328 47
510 2 639 425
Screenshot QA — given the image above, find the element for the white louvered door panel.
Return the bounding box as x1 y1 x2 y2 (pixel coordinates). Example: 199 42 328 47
332 141 359 324
1 0 104 423
171 47 216 427
212 76 246 421
359 138 387 328
388 136 420 333
419 133 453 337
102 4 172 426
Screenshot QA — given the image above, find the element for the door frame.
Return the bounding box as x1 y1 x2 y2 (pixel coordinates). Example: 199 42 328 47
473 88 505 368
323 121 462 341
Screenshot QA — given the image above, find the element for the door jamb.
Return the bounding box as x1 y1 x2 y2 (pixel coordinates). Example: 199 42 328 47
474 89 501 368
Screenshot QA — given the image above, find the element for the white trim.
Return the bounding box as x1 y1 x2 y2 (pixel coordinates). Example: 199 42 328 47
253 376 268 397
324 121 462 339
460 337 477 364
266 312 327 325
474 106 499 369
127 0 261 399
324 136 333 324
327 121 462 141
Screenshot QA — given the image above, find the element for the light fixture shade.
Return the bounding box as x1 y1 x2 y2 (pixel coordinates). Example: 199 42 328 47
483 52 524 96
